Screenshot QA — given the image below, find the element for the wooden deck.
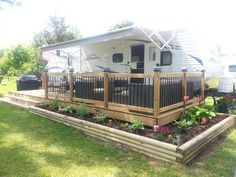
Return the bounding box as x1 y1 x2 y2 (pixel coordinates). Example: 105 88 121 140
8 70 204 127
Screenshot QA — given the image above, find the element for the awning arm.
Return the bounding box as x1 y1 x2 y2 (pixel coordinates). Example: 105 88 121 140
139 26 175 54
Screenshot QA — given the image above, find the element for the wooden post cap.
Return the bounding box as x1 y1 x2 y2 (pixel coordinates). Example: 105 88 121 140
69 68 74 72
153 67 162 72
182 67 188 72
201 69 206 72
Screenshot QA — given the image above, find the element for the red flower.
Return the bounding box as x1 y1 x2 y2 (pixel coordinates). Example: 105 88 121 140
183 95 189 101
156 125 172 136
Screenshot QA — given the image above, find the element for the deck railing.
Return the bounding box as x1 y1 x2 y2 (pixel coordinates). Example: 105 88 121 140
43 68 205 126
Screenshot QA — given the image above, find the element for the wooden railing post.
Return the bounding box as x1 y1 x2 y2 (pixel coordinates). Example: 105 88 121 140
103 72 109 108
69 68 74 102
153 67 161 119
44 69 48 99
201 69 205 99
182 68 187 106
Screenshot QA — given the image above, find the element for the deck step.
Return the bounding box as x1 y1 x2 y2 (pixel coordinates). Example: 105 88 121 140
8 90 45 102
4 95 41 106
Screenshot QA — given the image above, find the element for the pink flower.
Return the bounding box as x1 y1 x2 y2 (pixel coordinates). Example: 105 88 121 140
199 96 203 101
183 95 189 101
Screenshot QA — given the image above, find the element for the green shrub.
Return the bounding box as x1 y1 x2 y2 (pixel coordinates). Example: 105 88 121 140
173 119 196 131
229 109 236 115
94 112 107 122
174 104 216 131
129 120 144 131
216 96 236 113
155 134 165 141
76 103 88 117
50 98 60 109
59 106 73 114
121 122 130 128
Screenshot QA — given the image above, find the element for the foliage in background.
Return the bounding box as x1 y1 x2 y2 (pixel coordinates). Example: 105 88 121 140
33 16 81 47
0 15 80 77
206 77 219 89
0 45 46 77
109 20 134 31
0 0 21 9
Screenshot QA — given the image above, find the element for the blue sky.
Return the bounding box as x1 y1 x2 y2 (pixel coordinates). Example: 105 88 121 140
0 0 236 53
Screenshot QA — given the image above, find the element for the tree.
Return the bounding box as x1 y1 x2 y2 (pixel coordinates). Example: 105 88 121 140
109 20 134 31
0 45 46 77
33 16 81 47
0 0 21 9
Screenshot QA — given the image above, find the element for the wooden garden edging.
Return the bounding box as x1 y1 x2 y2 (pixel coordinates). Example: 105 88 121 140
28 105 235 164
177 115 236 164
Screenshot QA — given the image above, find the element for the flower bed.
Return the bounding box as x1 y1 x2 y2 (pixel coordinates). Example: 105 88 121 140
37 99 229 146
29 104 235 164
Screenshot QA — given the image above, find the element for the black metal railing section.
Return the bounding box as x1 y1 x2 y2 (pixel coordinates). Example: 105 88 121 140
186 75 201 98
108 77 154 108
47 73 70 97
160 77 183 108
74 75 104 101
45 71 204 113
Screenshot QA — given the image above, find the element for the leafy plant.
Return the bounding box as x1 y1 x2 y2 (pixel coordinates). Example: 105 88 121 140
76 103 88 117
129 120 144 131
229 109 236 115
155 134 165 141
50 98 60 109
121 122 130 128
216 96 236 113
173 119 196 131
94 112 107 122
42 100 49 107
59 106 73 114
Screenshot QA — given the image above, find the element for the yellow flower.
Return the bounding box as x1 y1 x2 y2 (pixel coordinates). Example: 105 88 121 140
168 134 173 140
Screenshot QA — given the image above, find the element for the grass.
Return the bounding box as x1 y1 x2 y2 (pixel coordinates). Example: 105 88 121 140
0 102 235 177
0 76 16 97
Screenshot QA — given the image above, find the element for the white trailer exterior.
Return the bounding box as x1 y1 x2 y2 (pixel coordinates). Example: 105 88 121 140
41 26 221 78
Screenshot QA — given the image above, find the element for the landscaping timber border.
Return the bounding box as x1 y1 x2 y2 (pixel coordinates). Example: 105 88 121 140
9 103 235 164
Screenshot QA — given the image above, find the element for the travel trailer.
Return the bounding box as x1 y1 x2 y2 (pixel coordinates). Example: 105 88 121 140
41 26 221 78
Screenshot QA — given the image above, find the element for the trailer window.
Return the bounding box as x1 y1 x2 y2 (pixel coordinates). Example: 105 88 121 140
149 47 156 61
161 51 172 66
112 53 123 63
229 65 236 72
68 55 73 66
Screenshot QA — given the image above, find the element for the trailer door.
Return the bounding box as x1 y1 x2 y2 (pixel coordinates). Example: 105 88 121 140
131 45 144 83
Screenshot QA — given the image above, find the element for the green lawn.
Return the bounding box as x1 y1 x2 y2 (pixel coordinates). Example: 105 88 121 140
0 77 16 97
0 102 235 177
